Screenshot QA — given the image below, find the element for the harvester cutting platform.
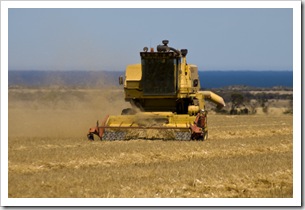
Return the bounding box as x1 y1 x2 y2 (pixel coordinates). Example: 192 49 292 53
87 40 225 141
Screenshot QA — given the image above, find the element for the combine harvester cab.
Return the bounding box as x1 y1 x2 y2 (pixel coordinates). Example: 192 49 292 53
87 40 225 141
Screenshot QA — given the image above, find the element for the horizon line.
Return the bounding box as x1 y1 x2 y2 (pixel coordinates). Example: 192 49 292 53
8 69 293 72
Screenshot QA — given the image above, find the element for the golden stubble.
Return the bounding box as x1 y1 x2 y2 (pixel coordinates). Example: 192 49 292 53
8 87 293 198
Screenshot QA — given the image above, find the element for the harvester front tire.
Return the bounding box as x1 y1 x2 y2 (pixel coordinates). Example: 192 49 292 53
121 108 136 115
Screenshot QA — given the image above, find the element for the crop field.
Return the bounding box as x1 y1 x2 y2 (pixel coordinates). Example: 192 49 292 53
8 87 293 198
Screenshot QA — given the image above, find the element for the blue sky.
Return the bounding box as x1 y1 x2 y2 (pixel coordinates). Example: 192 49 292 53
8 8 293 71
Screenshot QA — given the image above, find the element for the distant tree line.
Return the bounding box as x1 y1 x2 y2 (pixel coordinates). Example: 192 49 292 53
205 87 293 115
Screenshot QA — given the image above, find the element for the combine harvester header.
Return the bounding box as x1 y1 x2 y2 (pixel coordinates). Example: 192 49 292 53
87 40 225 141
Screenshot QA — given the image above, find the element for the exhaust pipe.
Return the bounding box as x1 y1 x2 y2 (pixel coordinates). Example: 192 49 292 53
156 40 181 55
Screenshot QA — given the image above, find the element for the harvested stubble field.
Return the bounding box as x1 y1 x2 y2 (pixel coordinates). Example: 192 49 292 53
8 87 293 198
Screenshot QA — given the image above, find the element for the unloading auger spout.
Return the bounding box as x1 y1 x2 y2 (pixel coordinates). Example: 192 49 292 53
200 91 226 109
87 40 225 141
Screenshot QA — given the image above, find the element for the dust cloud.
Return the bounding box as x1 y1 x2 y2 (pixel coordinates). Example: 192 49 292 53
8 86 131 138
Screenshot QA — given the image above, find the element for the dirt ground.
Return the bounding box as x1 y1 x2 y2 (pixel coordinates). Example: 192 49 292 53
8 87 293 199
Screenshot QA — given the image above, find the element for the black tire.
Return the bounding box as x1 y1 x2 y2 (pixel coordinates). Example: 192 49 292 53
121 108 136 115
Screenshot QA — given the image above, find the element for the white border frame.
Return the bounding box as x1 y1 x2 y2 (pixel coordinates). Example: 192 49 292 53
1 1 301 207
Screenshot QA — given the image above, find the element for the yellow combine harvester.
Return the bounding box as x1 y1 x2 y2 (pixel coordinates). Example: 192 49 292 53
87 40 225 141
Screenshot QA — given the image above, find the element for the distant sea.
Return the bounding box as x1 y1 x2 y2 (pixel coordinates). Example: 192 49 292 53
199 71 293 88
8 70 293 89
